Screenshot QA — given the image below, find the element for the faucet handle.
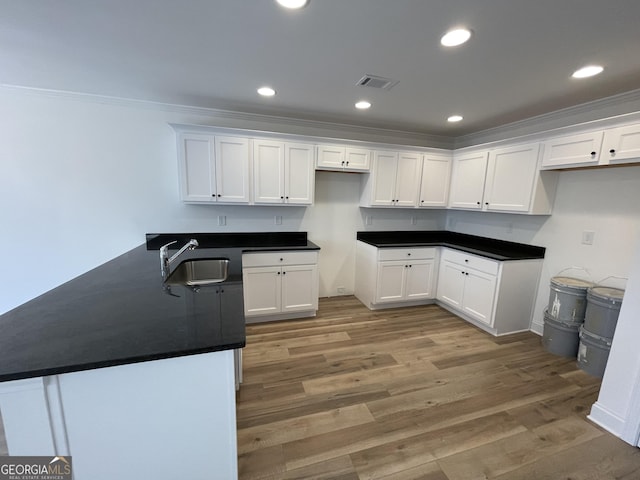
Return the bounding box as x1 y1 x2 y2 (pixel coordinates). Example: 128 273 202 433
160 240 178 251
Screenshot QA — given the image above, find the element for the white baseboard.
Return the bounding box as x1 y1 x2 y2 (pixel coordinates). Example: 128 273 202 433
588 402 626 440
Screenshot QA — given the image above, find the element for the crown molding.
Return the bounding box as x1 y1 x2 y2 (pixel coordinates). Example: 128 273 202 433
0 84 454 149
455 88 640 148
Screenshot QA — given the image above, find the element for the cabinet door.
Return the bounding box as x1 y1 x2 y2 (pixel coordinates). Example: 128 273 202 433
345 147 371 171
462 268 497 326
253 139 285 204
316 145 345 169
281 264 318 313
219 284 245 340
370 151 399 206
436 260 465 308
214 136 250 203
285 143 315 204
242 267 282 316
541 131 603 169
179 134 216 202
419 154 452 207
395 152 421 207
602 124 640 165
484 143 539 212
375 261 406 303
449 151 488 210
405 260 435 300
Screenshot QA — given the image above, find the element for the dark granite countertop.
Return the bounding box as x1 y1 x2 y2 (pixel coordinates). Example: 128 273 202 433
0 232 319 382
356 231 545 261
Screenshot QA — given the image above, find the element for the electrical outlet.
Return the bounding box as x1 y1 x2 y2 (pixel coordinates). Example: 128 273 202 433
365 215 373 225
217 215 226 226
337 286 346 294
274 215 282 225
582 230 595 245
410 216 417 225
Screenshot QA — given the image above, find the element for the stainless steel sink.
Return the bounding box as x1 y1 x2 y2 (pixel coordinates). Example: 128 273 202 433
165 258 229 286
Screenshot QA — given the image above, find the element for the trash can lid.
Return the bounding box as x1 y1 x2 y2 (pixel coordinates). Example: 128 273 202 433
589 286 625 302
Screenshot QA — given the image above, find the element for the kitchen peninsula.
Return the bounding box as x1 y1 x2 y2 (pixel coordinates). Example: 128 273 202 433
0 232 319 480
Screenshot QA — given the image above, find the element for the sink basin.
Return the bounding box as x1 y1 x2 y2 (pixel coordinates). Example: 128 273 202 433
165 258 229 286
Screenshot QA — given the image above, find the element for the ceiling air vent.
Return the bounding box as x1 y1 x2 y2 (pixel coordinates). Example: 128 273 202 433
356 74 398 91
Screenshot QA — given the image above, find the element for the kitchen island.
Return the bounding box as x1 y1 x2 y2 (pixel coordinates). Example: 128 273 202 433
0 232 319 480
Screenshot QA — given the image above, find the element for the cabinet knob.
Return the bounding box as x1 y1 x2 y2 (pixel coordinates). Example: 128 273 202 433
464 259 468 262
277 271 280 275
485 202 489 205
220 289 224 293
590 151 596 156
407 253 411 256
280 258 283 261
286 196 289 199
420 200 424 203
461 271 465 275
280 196 284 199
405 265 408 268
283 271 286 275
341 161 345 166
610 149 616 154
476 201 481 205
217 194 222 197
465 272 469 276
346 161 349 166
409 265 412 268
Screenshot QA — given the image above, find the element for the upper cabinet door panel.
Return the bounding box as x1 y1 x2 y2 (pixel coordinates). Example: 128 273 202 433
253 139 285 204
419 154 452 207
449 151 488 210
484 143 539 212
180 134 216 202
345 148 371 171
316 145 345 170
371 151 399 206
285 143 315 205
395 152 421 207
541 131 603 169
603 124 640 165
214 136 250 203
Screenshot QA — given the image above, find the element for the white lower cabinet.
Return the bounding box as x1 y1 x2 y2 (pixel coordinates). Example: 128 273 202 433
355 242 437 309
436 248 542 335
242 251 319 322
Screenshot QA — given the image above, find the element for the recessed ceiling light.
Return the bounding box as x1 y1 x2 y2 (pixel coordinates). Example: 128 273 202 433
441 28 472 47
257 86 276 97
572 65 604 79
275 0 308 9
355 100 371 110
447 115 464 123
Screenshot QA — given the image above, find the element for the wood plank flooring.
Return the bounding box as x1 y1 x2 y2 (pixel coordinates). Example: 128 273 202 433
237 297 640 480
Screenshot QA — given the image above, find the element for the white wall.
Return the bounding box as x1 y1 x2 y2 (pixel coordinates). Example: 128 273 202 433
0 87 444 315
447 167 640 333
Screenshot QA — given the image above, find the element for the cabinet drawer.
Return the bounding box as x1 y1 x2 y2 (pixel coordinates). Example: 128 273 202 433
242 251 318 267
378 247 436 261
440 248 499 276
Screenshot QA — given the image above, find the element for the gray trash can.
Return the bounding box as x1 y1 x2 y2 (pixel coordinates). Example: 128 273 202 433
548 276 593 323
584 286 625 339
542 309 581 358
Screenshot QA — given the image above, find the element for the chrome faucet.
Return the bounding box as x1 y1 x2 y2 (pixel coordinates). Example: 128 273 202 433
160 239 199 281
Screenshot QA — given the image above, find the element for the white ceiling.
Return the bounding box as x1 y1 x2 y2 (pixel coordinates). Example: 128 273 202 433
2 0 640 136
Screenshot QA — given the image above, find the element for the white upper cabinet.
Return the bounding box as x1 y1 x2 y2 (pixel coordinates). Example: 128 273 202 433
542 124 640 170
484 143 540 212
418 152 452 208
602 124 640 165
178 134 250 203
449 150 489 210
285 143 315 204
361 150 421 207
316 145 371 172
541 131 604 169
450 143 556 215
253 140 314 205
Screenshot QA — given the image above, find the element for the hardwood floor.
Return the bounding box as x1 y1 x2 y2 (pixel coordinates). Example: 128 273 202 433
236 296 640 480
